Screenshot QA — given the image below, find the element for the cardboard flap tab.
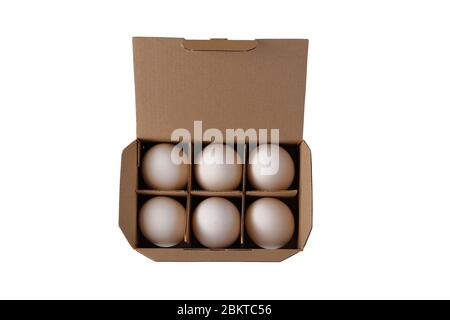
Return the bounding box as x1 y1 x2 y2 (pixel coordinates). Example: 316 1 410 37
299 141 313 249
133 37 308 142
119 141 138 248
182 39 257 52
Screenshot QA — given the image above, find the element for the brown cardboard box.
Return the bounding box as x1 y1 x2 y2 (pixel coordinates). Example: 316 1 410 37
119 37 312 262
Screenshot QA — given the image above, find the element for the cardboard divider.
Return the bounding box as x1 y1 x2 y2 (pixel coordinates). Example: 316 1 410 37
246 190 298 198
185 193 191 244
136 139 142 167
136 190 188 197
185 142 193 244
240 144 248 246
190 190 242 197
187 142 193 193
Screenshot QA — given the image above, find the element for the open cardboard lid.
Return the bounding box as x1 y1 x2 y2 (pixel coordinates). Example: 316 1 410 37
133 37 308 143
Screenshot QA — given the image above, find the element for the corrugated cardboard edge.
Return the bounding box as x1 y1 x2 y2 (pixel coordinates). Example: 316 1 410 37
119 140 138 248
136 248 300 262
299 141 313 249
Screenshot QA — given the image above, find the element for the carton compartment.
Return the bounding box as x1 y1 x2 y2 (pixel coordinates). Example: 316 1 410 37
243 194 299 249
191 142 246 192
240 143 299 248
245 143 299 192
136 194 189 248
137 140 191 191
188 194 243 249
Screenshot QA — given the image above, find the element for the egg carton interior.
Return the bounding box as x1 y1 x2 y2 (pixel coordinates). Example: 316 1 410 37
136 139 301 250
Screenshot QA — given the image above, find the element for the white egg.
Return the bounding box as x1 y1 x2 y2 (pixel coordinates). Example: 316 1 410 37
141 143 189 190
247 144 295 191
194 144 243 191
192 197 241 248
139 196 187 247
245 198 295 249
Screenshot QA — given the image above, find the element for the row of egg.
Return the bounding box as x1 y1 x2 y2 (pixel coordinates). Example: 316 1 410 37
140 196 295 249
141 143 296 191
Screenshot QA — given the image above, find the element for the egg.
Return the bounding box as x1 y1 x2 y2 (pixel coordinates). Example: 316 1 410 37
141 143 189 190
139 196 187 247
245 197 295 249
194 144 243 191
247 144 295 191
192 197 241 248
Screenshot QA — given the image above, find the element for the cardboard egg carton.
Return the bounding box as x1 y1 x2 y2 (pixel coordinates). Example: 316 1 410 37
119 37 312 261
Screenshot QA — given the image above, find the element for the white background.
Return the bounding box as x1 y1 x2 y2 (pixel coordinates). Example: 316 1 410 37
1 0 449 300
